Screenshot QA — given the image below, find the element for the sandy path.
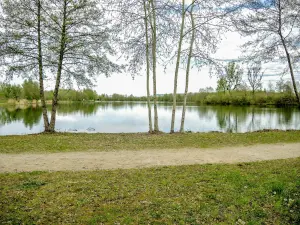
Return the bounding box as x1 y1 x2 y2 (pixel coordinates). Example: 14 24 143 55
0 143 300 173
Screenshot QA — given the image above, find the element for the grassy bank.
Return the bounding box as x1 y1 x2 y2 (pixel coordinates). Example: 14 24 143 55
1 131 300 154
1 158 299 224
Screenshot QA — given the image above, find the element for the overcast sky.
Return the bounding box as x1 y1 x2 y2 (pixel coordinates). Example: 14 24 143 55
89 31 297 96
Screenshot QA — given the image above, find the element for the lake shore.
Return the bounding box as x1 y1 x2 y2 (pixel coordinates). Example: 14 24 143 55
1 130 300 154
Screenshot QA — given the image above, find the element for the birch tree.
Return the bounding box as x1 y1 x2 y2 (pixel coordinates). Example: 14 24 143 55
143 0 153 133
174 0 230 132
180 2 195 133
247 62 263 94
0 0 53 131
170 0 186 133
107 0 177 133
46 0 120 131
234 0 300 104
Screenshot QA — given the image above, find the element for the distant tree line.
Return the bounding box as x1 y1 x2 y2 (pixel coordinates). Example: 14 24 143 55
0 80 98 102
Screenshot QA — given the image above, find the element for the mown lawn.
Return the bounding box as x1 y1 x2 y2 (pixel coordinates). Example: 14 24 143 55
1 130 300 154
0 158 299 224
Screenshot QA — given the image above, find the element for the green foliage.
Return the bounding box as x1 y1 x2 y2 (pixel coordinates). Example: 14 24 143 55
0 158 299 224
55 89 98 101
22 79 39 100
216 62 244 93
217 77 228 93
0 83 22 100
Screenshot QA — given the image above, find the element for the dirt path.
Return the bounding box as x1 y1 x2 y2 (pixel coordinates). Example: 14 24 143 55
1 143 300 173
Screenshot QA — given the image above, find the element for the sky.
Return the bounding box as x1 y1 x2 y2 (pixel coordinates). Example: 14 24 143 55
90 31 295 96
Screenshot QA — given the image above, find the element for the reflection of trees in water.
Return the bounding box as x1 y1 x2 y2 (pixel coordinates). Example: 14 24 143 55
54 103 99 116
216 107 248 132
0 106 42 129
196 106 215 121
277 107 293 125
2 103 300 132
211 106 300 132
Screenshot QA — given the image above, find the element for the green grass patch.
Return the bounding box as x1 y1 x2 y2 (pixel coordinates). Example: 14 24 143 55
0 158 299 224
1 131 300 154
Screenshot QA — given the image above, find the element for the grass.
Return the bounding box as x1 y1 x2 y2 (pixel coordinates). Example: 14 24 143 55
0 158 299 224
1 130 300 154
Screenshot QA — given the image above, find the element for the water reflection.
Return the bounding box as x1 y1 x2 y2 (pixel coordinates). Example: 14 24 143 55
0 102 299 135
0 106 42 129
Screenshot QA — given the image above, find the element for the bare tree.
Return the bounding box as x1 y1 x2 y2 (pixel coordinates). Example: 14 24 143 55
169 0 231 132
247 62 263 94
46 0 121 131
180 2 195 133
234 0 300 104
149 0 159 132
107 0 179 133
170 0 186 133
0 0 51 131
143 0 153 133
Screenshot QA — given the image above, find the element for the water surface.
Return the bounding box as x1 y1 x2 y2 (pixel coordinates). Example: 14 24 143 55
0 102 299 135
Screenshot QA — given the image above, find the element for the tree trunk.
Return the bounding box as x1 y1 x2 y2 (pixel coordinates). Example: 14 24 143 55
143 0 153 133
180 3 195 133
280 35 300 104
49 0 68 131
171 0 185 133
37 0 50 132
150 0 159 132
278 0 300 105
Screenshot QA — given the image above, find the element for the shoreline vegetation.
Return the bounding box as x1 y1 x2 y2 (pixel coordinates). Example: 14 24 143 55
1 130 300 154
1 91 300 107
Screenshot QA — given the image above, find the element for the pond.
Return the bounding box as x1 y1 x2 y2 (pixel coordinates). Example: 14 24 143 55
0 102 300 135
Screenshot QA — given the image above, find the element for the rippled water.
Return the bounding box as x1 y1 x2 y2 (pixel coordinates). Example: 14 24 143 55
0 102 299 135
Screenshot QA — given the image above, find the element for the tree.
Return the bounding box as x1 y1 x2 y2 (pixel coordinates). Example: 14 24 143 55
143 0 153 133
180 1 195 133
247 62 263 94
82 89 98 101
172 0 229 133
234 0 300 104
46 0 121 131
225 62 243 92
106 0 176 133
217 77 228 93
0 0 51 131
22 80 40 100
170 0 186 133
276 77 285 92
1 0 120 132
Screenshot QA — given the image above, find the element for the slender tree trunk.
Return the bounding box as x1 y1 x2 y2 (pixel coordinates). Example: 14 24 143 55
170 0 186 133
37 0 50 132
150 0 159 132
280 35 300 104
49 0 68 131
143 0 153 133
278 0 300 105
180 3 195 133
